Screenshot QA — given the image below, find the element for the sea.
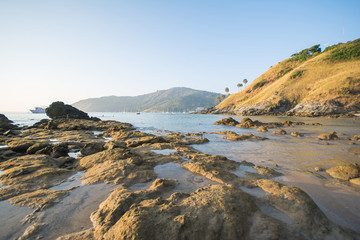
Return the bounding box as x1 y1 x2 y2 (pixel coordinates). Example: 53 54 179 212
1 111 360 237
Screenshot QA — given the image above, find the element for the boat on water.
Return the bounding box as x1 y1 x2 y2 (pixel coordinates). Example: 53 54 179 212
30 107 46 114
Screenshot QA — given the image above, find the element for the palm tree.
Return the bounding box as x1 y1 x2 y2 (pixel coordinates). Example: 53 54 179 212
243 79 248 88
237 83 243 91
225 87 229 94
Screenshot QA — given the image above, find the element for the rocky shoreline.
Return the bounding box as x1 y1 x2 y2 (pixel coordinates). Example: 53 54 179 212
1 103 360 239
197 99 360 118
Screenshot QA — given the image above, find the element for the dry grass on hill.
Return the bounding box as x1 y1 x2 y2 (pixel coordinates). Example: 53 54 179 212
218 40 360 111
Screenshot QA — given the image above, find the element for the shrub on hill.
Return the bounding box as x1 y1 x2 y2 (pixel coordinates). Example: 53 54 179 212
287 44 322 63
324 38 360 62
252 79 268 90
290 70 304 79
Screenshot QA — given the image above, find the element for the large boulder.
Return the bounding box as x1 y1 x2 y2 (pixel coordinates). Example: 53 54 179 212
45 101 99 120
326 164 360 181
0 114 18 132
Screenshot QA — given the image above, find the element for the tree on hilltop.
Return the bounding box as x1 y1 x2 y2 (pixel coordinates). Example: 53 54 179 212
237 83 243 91
243 79 248 88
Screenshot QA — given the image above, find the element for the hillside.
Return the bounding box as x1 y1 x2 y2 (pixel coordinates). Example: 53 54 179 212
72 87 219 112
214 39 360 116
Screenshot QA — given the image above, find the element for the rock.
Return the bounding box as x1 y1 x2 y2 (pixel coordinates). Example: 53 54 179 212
126 136 168 148
80 142 105 156
281 120 293 127
8 189 68 208
213 117 239 126
318 131 339 140
6 139 38 152
255 179 354 239
287 99 350 117
314 167 325 172
3 129 19 136
291 132 304 137
222 132 267 141
0 114 18 132
104 141 126 150
254 166 282 177
18 223 46 240
26 142 51 154
90 182 288 240
0 154 73 201
349 178 360 186
236 117 262 128
78 148 176 185
326 164 360 181
185 132 203 137
272 129 287 135
257 126 268 132
57 229 94 240
45 101 100 120
352 135 360 141
51 143 70 158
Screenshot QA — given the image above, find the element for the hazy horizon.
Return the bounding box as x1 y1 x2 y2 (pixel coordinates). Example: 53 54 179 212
1 0 360 112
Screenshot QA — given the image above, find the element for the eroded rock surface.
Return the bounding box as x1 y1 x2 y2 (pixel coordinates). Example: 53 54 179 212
215 131 267 141
326 164 360 181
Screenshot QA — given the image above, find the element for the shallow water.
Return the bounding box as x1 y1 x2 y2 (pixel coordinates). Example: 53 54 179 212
38 184 116 239
0 201 33 240
151 149 177 155
50 172 85 191
278 171 360 233
68 151 81 159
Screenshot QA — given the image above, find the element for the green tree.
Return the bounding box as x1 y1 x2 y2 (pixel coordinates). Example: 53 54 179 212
243 79 248 88
216 96 221 103
225 87 229 94
237 83 243 91
221 94 226 99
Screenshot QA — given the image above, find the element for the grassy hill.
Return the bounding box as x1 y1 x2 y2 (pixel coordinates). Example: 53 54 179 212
216 39 360 116
72 87 219 112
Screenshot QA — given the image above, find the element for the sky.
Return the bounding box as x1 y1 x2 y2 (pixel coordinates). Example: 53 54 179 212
0 0 359 112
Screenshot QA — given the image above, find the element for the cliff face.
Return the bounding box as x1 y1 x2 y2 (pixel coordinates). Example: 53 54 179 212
216 39 360 116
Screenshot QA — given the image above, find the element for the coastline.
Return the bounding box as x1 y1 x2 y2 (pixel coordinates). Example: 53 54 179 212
0 111 360 239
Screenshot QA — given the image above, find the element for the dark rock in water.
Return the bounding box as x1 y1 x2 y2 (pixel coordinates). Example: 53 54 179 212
318 131 339 140
213 117 239 126
291 132 304 137
45 101 100 120
257 126 268 132
272 129 287 135
326 164 360 181
0 114 18 132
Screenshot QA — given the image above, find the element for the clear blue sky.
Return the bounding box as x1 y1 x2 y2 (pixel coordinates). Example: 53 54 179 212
1 0 359 111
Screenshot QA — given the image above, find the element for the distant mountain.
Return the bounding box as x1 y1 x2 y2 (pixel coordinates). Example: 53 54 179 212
72 87 220 112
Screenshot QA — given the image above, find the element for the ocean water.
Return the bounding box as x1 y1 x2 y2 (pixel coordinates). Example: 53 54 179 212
3 112 360 233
